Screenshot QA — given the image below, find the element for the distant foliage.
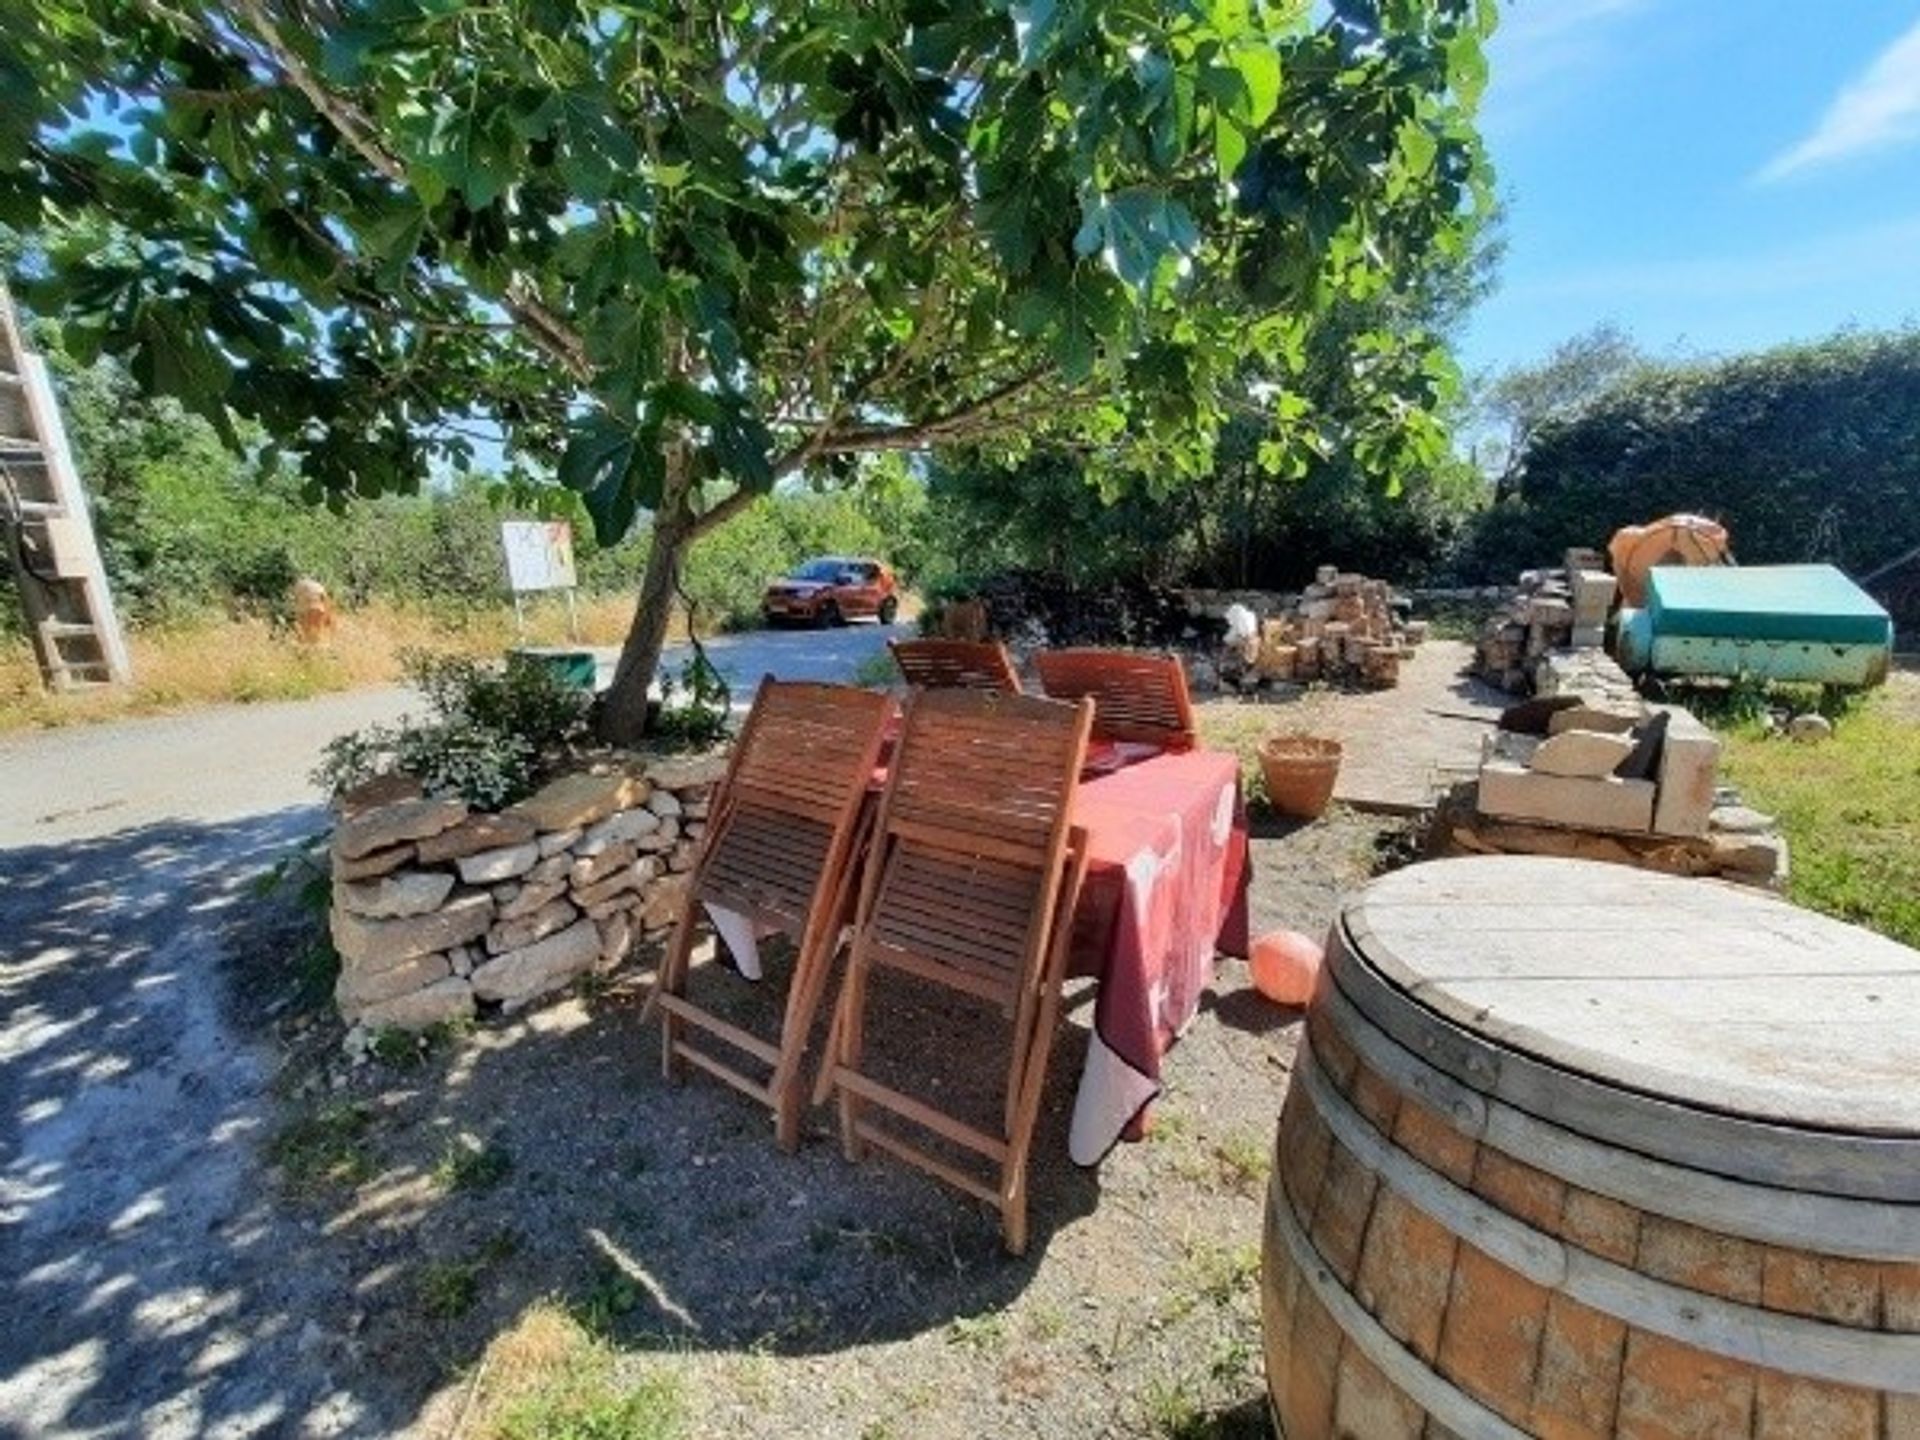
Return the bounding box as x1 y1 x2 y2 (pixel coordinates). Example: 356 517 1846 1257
26 341 927 635
313 650 590 809
1455 328 1920 581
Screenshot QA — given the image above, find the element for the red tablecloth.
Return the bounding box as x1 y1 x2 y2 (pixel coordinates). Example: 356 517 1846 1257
1064 749 1250 1164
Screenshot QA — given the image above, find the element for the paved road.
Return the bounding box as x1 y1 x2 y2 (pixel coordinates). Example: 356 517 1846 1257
0 622 903 850
0 621 900 1438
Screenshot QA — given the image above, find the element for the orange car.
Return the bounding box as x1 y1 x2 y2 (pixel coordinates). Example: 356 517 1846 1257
761 556 900 627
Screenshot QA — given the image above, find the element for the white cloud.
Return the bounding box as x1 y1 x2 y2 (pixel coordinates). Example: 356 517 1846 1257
1760 18 1920 181
1482 0 1651 131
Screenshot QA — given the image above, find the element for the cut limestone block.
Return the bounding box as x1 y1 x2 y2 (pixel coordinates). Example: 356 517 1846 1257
1651 706 1721 838
508 770 649 833
1477 760 1656 833
332 891 493 967
415 811 538 864
471 919 599 1005
456 841 540 885
1546 700 1643 737
1570 625 1605 650
1570 569 1616 628
337 869 455 920
352 976 475 1030
1531 729 1634 779
334 797 467 860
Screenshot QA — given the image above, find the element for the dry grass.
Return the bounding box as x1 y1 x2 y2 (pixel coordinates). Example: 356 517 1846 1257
452 1301 685 1440
0 594 669 733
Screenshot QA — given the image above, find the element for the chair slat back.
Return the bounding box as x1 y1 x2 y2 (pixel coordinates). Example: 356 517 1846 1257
825 685 1093 1253
1032 647 1196 749
890 639 1022 694
700 680 892 922
880 688 1089 865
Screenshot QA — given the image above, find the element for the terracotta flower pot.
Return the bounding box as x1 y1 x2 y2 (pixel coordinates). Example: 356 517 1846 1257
1258 734 1342 819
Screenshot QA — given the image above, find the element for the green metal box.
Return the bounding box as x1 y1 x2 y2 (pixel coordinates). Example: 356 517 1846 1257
1616 564 1892 686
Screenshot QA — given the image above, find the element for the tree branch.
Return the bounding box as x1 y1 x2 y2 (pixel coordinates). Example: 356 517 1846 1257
687 368 1055 542
210 0 594 384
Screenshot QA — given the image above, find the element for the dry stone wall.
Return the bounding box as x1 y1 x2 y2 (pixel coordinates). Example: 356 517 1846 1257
328 752 728 1031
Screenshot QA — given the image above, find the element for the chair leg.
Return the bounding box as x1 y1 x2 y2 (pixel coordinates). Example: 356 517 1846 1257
833 948 873 1162
655 909 701 1084
1003 1181 1029 1257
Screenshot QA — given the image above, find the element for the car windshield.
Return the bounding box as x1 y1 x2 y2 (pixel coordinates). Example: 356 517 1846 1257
789 559 845 581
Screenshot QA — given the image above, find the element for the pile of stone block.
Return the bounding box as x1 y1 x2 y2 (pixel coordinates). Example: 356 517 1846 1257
328 752 728 1032
1238 566 1424 690
1446 662 1786 887
1475 549 1616 693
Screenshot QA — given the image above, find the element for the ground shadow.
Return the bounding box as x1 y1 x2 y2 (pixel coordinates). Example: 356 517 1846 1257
0 807 378 1438
2 806 1105 1438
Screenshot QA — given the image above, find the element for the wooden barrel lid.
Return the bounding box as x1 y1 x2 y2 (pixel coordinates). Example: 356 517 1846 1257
1330 856 1920 1201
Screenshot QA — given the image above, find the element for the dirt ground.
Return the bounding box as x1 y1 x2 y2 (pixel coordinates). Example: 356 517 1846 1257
216 801 1406 1439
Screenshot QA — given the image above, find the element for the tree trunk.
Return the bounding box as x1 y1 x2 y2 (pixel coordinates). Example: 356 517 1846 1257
598 452 695 747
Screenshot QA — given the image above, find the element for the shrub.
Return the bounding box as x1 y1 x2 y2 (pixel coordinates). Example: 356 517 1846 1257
312 649 590 808
1454 327 1920 582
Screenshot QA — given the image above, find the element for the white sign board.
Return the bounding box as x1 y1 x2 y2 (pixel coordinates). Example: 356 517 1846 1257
501 520 577 593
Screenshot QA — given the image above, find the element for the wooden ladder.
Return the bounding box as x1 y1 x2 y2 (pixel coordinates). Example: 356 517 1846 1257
0 284 131 689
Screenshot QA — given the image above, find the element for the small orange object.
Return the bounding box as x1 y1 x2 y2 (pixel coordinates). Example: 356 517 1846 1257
1250 929 1324 1007
1607 513 1731 607
291 577 335 646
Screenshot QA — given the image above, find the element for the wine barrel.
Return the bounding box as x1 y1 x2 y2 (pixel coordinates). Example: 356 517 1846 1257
1262 856 1920 1439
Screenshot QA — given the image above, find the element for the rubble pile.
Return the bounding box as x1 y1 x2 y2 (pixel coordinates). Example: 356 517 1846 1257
1439 671 1786 888
1475 548 1616 693
954 569 1203 650
1223 565 1426 692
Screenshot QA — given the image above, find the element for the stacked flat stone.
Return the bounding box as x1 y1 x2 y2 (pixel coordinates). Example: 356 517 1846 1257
1249 565 1422 690
1476 551 1617 694
328 752 728 1030
1450 658 1787 887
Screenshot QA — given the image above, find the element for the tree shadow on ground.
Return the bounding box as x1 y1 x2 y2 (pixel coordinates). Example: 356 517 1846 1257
222 831 1109 1430
267 939 1106 1409
7 798 1310 1437
0 807 378 1439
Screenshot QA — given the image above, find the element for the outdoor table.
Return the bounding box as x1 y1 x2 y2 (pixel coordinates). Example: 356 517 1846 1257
1062 747 1249 1164
705 738 1251 1167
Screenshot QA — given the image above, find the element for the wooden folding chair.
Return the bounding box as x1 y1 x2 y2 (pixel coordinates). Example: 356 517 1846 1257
889 638 1023 694
819 687 1093 1254
648 679 892 1151
1032 647 1197 751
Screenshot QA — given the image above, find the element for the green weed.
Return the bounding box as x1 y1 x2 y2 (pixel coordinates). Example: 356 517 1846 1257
436 1133 514 1193
269 1102 373 1189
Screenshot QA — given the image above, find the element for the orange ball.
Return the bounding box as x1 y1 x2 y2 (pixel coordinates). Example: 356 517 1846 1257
1250 929 1324 1007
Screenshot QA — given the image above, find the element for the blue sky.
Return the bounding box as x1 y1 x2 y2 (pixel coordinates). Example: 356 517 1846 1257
1463 1 1920 377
